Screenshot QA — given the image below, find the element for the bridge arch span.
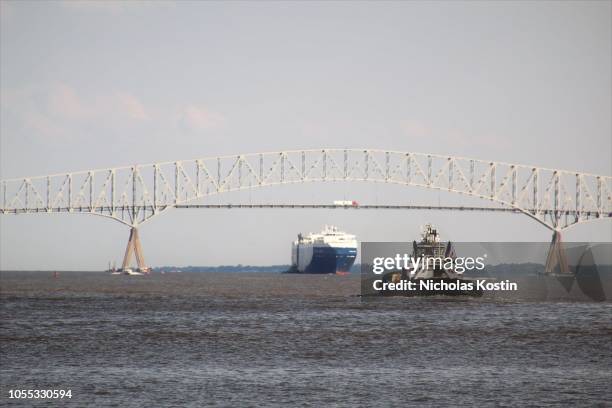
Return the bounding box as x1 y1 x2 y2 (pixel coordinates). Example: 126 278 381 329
2 149 610 231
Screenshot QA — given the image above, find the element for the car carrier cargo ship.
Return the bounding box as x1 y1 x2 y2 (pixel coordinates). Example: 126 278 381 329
286 225 357 274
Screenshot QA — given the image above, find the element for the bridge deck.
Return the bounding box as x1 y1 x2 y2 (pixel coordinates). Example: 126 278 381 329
2 203 604 217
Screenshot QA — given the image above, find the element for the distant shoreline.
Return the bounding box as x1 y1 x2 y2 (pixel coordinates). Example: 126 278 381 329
0 268 291 273
0 266 293 273
2 263 611 274
0 264 351 273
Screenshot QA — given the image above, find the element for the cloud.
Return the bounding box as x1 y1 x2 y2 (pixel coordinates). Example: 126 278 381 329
61 0 126 13
114 91 148 120
1 83 150 139
60 0 175 13
180 105 225 131
2 83 227 141
49 83 90 119
46 84 148 121
399 119 432 138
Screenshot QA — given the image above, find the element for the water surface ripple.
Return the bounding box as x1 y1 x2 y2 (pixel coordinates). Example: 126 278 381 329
1 272 611 407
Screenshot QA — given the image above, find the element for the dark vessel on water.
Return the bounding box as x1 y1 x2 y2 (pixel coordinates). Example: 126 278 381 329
381 224 483 297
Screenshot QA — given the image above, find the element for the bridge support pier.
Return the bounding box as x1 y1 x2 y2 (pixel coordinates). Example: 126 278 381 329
121 227 149 273
544 230 571 275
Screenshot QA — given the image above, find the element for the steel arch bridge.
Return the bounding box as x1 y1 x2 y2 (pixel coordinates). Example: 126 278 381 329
2 149 611 270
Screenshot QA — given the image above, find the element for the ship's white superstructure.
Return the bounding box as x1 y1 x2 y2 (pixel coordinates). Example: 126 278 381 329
411 224 461 279
291 225 357 273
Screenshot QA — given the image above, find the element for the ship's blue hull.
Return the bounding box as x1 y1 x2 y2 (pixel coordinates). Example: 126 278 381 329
302 246 357 274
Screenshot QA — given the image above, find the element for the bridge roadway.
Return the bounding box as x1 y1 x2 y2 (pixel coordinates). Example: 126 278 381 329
2 203 602 217
176 204 590 216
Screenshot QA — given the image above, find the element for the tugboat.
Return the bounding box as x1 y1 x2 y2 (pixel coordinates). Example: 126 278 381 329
381 224 483 297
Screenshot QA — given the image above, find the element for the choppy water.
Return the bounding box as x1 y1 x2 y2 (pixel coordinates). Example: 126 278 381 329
1 271 611 407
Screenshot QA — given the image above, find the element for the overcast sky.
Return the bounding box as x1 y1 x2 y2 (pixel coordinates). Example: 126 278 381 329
1 1 610 270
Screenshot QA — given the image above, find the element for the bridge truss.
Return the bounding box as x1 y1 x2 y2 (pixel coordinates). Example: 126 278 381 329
2 149 611 271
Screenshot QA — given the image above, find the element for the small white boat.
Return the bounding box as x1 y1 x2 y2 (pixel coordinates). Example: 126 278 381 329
123 268 144 276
